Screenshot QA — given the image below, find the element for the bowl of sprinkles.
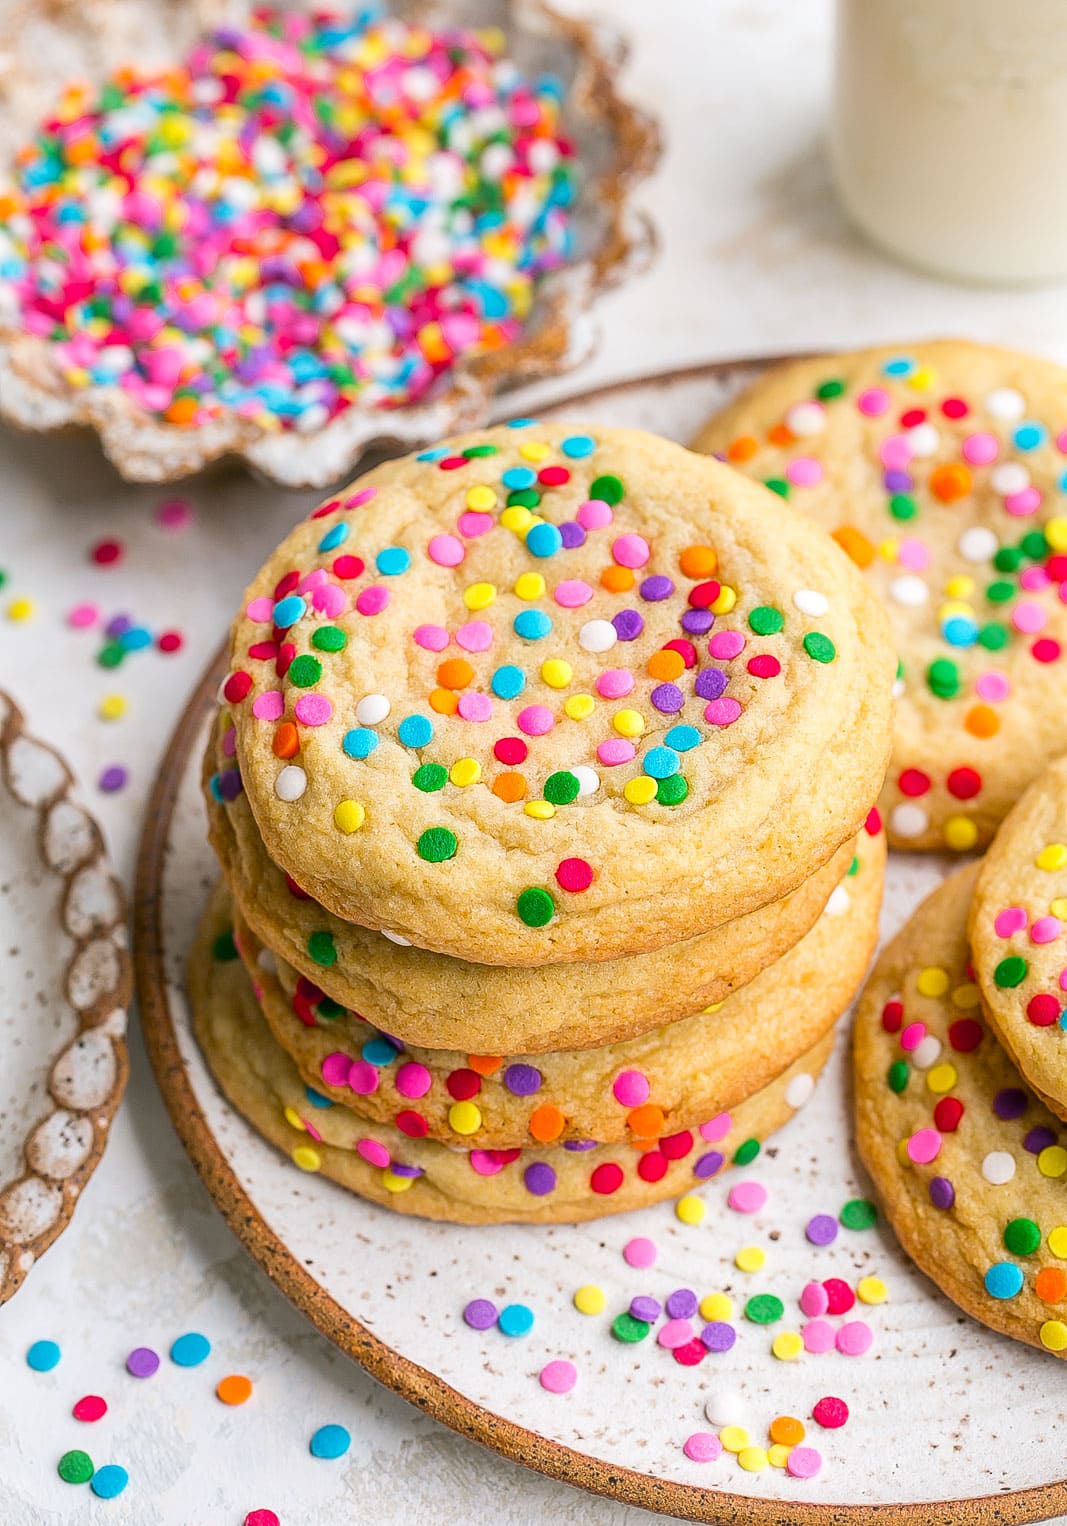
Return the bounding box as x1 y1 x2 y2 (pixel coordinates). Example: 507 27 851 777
0 1 657 485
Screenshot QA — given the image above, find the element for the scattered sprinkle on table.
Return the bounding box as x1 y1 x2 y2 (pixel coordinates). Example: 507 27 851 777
26 1339 60 1372
812 1395 849 1429
91 539 123 567
683 1432 722 1462
840 1197 878 1229
573 1284 605 1315
72 1395 107 1422
170 1332 211 1367
126 1347 159 1379
58 1449 94 1485
623 1236 657 1268
675 1194 705 1224
705 1386 744 1426
309 1424 351 1459
539 1359 577 1394
787 1445 823 1479
216 1374 253 1406
90 1464 129 1499
98 765 128 793
463 1298 497 1330
157 500 194 531
728 1180 767 1214
497 1303 534 1338
245 1512 280 1526
805 1213 838 1246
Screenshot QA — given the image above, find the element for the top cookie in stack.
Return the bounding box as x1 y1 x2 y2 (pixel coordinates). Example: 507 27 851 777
219 423 893 984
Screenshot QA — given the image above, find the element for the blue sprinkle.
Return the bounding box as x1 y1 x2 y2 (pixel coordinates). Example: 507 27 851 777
118 625 152 652
501 467 536 490
513 610 552 640
26 1340 61 1372
942 616 979 647
272 595 306 628
491 665 526 699
318 523 349 552
310 1423 351 1460
397 715 433 748
342 728 379 759
170 1332 211 1368
417 446 450 461
643 746 680 779
305 1087 334 1109
984 1262 1024 1300
90 1466 129 1500
497 1303 534 1337
664 725 701 752
376 547 411 576
883 356 914 376
561 434 596 459
507 417 537 428
526 523 562 558
362 1037 398 1067
1014 422 1046 452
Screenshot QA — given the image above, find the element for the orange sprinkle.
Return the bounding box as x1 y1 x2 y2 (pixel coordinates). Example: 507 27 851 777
767 422 795 447
429 687 459 715
679 545 718 579
437 657 474 689
929 462 973 503
492 772 526 802
272 721 299 759
627 1103 665 1139
769 1415 805 1446
647 649 685 681
466 1055 503 1077
832 525 876 568
216 1374 253 1406
164 397 198 425
965 704 999 739
726 436 759 464
1036 1267 1067 1304
601 564 634 593
529 1104 566 1143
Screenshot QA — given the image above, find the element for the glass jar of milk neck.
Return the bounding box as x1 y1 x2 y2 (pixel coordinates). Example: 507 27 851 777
831 0 1067 285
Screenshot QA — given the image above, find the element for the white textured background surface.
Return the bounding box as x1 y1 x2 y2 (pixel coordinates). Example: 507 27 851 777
4 1 1067 1522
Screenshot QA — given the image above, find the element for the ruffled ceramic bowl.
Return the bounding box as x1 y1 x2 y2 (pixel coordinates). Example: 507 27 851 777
0 0 658 486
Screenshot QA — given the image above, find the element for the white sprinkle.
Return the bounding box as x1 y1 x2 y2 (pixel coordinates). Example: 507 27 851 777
785 401 826 437
572 765 600 797
911 1035 942 1070
256 948 277 975
356 694 390 726
906 422 940 457
793 588 828 616
958 526 998 562
785 1072 815 1110
705 1387 745 1427
823 884 851 918
982 1151 1016 1185
991 462 1030 496
985 387 1026 421
579 619 617 654
274 765 307 802
381 929 412 947
889 574 929 607
890 802 928 839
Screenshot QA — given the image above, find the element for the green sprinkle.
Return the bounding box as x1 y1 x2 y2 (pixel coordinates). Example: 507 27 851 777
589 473 624 505
994 955 1028 988
97 643 124 668
840 1198 878 1230
462 444 498 458
816 378 845 400
287 654 322 688
212 930 238 962
926 657 960 699
318 996 344 1020
888 493 917 521
993 547 1023 573
311 626 347 652
611 1312 651 1343
803 632 836 664
744 1294 784 1325
986 579 1015 604
1003 1216 1041 1255
506 488 540 509
748 605 784 635
58 1450 94 1485
733 1137 760 1165
543 770 580 805
847 855 860 876
412 763 448 793
656 774 689 805
764 477 790 499
978 623 1008 651
517 887 555 927
308 930 337 968
417 827 458 863
887 1059 909 1093
1020 530 1049 561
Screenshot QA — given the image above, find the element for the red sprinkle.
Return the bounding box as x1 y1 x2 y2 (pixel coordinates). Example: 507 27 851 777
223 671 252 703
822 1278 855 1315
556 857 594 892
72 1395 107 1422
948 1018 983 1052
1028 993 1062 1026
898 768 931 797
947 766 981 799
812 1395 849 1429
590 1163 624 1195
933 1096 964 1131
157 630 183 653
91 538 123 565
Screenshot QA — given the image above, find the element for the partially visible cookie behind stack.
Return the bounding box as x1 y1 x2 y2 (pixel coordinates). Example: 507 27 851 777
191 423 895 1222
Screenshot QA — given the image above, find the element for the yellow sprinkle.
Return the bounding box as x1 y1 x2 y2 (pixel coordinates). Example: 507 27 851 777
525 800 555 820
702 1000 725 1014
98 693 127 721
926 1062 957 1094
709 584 737 615
465 485 497 511
463 582 496 611
916 966 949 998
450 758 481 787
564 693 595 721
857 1275 888 1305
291 1145 321 1172
1044 516 1067 552
896 1138 911 1168
878 538 898 561
541 659 573 689
675 1194 705 1225
573 1284 605 1315
771 1331 803 1361
938 600 973 623
1039 1145 1067 1178
624 777 657 806
448 1100 482 1135
1052 898 1067 920
944 575 975 599
735 1245 765 1273
1040 1319 1067 1351
699 1292 733 1322
1037 843 1067 872
333 799 365 834
767 1444 791 1468
944 815 979 851
738 1447 769 1473
1048 1226 1067 1259
612 708 645 738
501 506 534 534
518 441 550 462
952 982 981 1009
5 596 35 622
283 1107 307 1132
382 1168 414 1193
908 364 936 390
513 571 545 600
719 1426 749 1454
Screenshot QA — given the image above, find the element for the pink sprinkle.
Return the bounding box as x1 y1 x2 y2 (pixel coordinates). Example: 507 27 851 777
458 692 492 722
1020 566 1051 592
577 499 613 530
395 1062 432 1099
517 705 554 736
612 533 651 568
1060 969 1067 992
252 691 285 721
303 1119 323 1143
311 584 346 616
995 907 1028 938
553 579 594 608
705 697 742 726
349 1060 379 1095
539 1359 577 1394
683 1432 723 1463
597 738 635 766
321 1052 352 1087
414 624 449 651
67 602 100 629
298 569 328 591
961 431 999 465
708 630 744 660
623 1236 657 1269
836 1320 873 1356
221 727 237 758
787 456 824 486
456 620 493 652
787 1446 823 1479
1005 486 1042 517
1031 916 1063 944
906 1127 941 1164
294 694 332 726
156 498 193 529
900 1021 926 1052
596 669 634 699
469 1150 505 1177
799 1281 829 1318
727 1180 767 1214
700 1113 731 1142
428 534 464 567
356 586 389 616
613 1070 651 1107
1012 601 1047 634
357 1138 390 1168
976 670 1010 702
857 387 891 417
801 1318 835 1354
345 487 377 509
457 510 493 538
246 596 274 622
657 1318 694 1349
897 537 930 572
879 435 912 470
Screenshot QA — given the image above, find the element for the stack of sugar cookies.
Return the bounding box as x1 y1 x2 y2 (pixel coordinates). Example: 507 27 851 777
191 423 895 1223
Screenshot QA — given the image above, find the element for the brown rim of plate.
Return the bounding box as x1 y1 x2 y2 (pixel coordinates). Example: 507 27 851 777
133 357 1067 1526
0 690 131 1304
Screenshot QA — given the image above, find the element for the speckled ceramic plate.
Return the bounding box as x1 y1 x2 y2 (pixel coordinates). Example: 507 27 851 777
135 362 1067 1526
0 691 130 1303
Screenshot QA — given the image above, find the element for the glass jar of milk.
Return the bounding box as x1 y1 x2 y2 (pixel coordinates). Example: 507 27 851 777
831 0 1067 284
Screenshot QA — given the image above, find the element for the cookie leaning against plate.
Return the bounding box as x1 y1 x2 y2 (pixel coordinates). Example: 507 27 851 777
191 887 834 1224
229 821 883 1148
854 865 1067 1359
694 341 1067 853
970 755 1067 1121
223 423 894 965
207 711 865 1052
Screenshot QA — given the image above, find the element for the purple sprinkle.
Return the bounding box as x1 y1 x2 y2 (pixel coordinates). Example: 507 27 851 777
503 1064 542 1097
388 1162 424 1178
612 609 644 641
693 1150 724 1179
694 667 728 701
98 765 128 793
993 1087 1027 1121
463 1298 498 1330
558 521 586 549
806 1213 838 1246
217 768 244 802
629 1296 661 1323
650 682 684 713
106 613 132 638
639 575 674 601
126 1347 160 1378
700 1321 736 1352
1024 1126 1057 1154
883 469 913 492
929 1176 955 1210
523 1162 557 1196
680 608 714 635
563 1139 598 1152
665 1288 698 1319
